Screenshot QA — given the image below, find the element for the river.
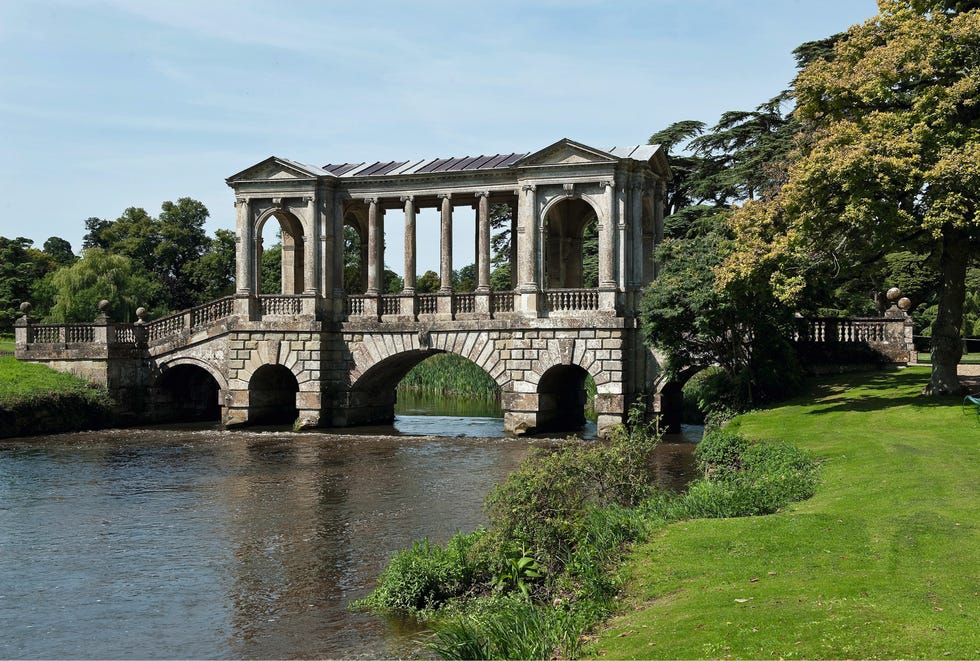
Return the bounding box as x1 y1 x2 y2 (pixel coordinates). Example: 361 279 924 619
0 403 698 659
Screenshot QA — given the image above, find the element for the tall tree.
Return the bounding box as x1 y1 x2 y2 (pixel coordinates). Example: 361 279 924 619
42 237 76 266
49 248 165 323
724 0 980 394
155 197 210 310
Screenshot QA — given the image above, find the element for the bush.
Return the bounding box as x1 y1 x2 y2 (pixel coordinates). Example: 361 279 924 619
682 430 818 518
352 529 487 613
484 408 661 572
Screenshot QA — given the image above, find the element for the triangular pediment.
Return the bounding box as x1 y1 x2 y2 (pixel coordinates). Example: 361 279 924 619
516 139 617 167
226 156 331 185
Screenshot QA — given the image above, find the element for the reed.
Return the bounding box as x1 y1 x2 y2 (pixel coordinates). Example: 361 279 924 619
397 353 500 398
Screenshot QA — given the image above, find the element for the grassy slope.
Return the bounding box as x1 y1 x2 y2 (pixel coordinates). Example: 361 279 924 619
0 356 100 403
593 368 979 660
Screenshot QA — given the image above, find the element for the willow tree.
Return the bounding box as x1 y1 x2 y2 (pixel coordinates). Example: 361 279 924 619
724 0 980 394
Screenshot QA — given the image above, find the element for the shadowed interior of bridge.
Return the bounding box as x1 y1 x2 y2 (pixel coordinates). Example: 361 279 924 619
249 364 299 425
536 364 589 433
155 365 221 422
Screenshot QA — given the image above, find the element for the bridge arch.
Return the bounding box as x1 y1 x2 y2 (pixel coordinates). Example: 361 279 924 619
153 357 227 422
255 207 306 294
248 364 299 424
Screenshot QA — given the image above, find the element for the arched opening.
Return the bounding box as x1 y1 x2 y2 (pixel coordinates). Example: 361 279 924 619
543 198 599 289
537 364 590 433
490 202 517 291
248 364 299 425
155 364 221 422
257 210 305 294
347 350 502 434
343 211 368 294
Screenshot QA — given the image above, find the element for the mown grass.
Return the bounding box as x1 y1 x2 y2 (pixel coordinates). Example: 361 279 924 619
915 350 980 364
0 334 14 353
592 367 979 660
0 356 115 437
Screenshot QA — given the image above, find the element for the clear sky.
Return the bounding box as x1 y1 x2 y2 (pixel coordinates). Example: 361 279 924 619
0 0 879 275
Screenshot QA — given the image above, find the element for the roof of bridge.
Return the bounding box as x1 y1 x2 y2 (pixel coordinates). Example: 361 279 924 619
321 141 663 178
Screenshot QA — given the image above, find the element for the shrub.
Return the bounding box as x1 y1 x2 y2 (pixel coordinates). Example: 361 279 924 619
484 407 661 572
352 529 487 613
694 428 751 477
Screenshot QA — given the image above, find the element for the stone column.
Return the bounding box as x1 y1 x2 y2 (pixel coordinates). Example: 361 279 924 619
616 183 628 292
332 194 345 299
517 185 537 292
439 193 453 293
476 191 491 293
235 198 252 294
599 181 616 287
321 195 332 295
508 200 518 288
303 195 319 295
365 197 380 295
402 195 416 293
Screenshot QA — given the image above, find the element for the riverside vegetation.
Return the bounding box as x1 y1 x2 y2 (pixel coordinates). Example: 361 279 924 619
0 352 114 438
353 406 819 659
594 368 979 659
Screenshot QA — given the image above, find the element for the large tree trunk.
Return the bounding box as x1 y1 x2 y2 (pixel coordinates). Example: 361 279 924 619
924 225 968 396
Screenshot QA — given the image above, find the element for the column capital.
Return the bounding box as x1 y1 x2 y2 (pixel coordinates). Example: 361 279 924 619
235 197 249 207
364 196 379 205
522 184 536 193
474 190 490 199
563 183 575 193
302 195 314 203
603 179 615 190
438 192 452 201
400 194 415 203
272 196 285 207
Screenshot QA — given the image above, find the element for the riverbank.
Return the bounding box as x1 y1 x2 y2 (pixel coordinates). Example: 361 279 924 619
0 356 115 438
593 367 979 659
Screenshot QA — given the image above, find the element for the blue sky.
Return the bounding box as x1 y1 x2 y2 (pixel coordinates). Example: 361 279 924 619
0 0 878 274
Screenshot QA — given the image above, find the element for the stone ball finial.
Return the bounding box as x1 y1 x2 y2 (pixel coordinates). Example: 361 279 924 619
19 301 32 314
898 297 912 311
136 307 147 321
98 299 110 313
886 287 902 302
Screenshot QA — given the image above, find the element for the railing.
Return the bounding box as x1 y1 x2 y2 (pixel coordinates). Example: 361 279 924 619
146 314 183 342
380 295 401 316
454 293 475 314
346 295 365 317
491 292 515 314
30 325 66 343
191 296 234 330
795 318 888 344
259 295 302 316
544 288 599 312
114 325 137 344
417 293 438 315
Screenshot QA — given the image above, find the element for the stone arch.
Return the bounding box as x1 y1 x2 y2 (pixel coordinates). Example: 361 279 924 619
238 338 318 393
156 355 229 392
255 207 306 294
540 194 603 289
248 363 299 424
347 330 510 393
153 357 226 422
342 330 506 428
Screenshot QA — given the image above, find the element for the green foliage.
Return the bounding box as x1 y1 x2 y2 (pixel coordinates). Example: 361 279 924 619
680 429 819 518
185 228 236 302
429 596 582 661
260 243 282 295
397 353 500 399
415 269 440 294
490 548 545 598
0 357 115 437
42 236 76 266
352 530 486 613
485 408 661 573
48 248 166 322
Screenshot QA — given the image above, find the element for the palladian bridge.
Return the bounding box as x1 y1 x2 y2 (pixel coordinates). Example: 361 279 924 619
12 138 915 435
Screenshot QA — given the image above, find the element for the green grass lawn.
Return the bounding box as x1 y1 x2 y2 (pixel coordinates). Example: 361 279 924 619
0 356 98 404
0 334 14 353
593 367 979 660
915 351 980 364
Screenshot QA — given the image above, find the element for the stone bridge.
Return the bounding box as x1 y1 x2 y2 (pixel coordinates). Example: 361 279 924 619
15 140 672 436
11 138 918 435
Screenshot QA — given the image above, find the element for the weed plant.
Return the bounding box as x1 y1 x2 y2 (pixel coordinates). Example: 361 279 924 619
355 405 818 660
